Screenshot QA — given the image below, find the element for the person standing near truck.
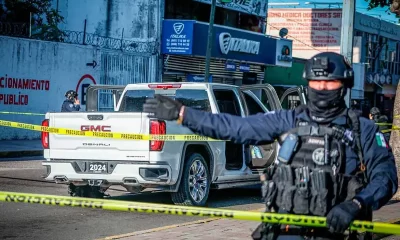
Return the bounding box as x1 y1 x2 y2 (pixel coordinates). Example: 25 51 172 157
61 90 81 112
143 52 397 239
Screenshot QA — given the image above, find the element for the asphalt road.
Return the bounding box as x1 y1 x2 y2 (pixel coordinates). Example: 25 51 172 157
0 158 264 240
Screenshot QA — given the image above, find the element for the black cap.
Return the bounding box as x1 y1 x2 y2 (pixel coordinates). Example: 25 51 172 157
303 52 354 88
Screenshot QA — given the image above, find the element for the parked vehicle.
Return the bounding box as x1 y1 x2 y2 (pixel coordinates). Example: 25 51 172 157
41 82 306 206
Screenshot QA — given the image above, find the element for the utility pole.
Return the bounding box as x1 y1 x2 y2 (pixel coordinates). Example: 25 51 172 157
204 0 217 82
339 0 356 108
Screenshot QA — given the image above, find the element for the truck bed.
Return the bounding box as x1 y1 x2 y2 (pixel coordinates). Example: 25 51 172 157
44 112 150 161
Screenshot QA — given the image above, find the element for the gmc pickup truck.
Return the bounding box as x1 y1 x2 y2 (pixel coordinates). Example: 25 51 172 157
41 82 306 206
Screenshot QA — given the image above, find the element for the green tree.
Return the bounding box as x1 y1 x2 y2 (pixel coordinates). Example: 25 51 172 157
365 0 393 9
0 0 65 41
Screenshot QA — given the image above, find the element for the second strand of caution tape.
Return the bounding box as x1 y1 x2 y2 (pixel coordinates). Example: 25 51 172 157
1 191 400 235
0 119 224 142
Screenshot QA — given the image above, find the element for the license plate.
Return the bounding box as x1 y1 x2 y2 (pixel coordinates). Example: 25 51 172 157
87 162 108 173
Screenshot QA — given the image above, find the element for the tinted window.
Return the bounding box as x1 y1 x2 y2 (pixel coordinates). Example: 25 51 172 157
119 89 211 112
213 89 241 116
243 92 266 115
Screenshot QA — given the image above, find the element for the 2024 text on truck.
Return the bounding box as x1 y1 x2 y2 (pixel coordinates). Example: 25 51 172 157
41 82 306 206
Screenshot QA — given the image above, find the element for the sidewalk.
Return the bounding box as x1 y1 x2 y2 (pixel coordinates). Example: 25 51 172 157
110 202 400 240
0 139 43 158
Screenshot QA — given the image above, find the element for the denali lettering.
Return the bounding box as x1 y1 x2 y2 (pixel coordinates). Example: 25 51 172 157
83 143 111 146
80 125 111 132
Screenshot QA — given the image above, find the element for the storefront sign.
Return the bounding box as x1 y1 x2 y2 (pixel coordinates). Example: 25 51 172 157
225 62 236 71
219 32 260 55
359 18 397 36
161 20 195 55
193 0 268 18
267 8 342 59
275 39 293 67
192 21 283 65
161 20 293 67
239 64 250 72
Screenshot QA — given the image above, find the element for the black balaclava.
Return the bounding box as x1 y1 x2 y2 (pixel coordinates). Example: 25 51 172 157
307 85 347 123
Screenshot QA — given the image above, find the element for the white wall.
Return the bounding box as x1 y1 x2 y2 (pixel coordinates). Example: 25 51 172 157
0 36 101 140
55 0 162 41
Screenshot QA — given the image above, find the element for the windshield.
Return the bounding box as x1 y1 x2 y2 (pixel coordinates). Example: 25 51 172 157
119 89 211 112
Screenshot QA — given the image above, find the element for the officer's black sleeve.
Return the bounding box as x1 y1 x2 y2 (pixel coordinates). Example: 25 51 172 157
181 107 295 145
355 118 398 210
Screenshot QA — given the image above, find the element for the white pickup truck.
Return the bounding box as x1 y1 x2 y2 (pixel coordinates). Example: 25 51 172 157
41 82 306 206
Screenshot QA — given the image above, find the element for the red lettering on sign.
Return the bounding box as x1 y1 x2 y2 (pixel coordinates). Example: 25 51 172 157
0 75 50 91
0 94 29 105
80 125 111 132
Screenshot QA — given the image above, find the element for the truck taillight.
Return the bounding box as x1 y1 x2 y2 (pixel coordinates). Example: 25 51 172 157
150 120 166 151
148 84 181 90
41 119 49 149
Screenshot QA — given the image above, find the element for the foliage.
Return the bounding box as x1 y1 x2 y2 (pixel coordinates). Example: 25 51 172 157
0 0 65 41
365 0 400 22
365 0 393 9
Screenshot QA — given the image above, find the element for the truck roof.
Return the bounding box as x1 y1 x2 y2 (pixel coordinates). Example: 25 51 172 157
124 82 239 90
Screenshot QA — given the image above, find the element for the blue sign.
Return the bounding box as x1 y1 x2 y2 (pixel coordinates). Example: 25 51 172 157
161 20 195 55
161 20 293 66
239 64 250 72
187 74 213 83
225 62 236 71
191 21 278 65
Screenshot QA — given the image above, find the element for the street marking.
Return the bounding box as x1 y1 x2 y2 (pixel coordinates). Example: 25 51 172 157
96 207 265 240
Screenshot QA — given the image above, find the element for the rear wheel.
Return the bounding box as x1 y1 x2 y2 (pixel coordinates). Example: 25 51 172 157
171 153 210 206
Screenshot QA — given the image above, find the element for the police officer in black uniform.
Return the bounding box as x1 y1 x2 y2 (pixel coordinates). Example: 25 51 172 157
61 90 81 112
142 52 398 239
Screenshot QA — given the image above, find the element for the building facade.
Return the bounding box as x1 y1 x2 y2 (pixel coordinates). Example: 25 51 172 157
53 0 293 87
160 0 293 86
266 8 400 120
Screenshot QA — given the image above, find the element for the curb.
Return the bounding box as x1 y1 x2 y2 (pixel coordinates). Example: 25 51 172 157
0 150 43 159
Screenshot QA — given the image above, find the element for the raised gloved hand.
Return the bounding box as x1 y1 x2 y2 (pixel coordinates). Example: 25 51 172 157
143 94 183 121
326 199 361 234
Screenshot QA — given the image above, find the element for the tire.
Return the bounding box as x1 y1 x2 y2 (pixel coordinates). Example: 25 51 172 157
171 153 211 206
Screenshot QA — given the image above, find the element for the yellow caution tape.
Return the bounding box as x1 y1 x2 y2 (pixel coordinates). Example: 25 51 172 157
0 111 45 116
0 191 400 235
1 116 399 141
375 123 394 126
0 119 224 142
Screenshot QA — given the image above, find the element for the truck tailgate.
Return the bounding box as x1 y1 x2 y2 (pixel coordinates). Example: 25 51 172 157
47 112 150 161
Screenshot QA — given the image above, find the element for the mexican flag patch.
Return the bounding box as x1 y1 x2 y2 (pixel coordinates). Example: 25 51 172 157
375 132 388 148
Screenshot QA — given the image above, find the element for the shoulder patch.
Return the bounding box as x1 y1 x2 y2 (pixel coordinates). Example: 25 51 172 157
375 132 388 148
69 104 74 108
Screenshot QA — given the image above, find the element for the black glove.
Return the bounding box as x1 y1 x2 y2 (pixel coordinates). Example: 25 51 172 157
143 94 183 121
326 200 361 234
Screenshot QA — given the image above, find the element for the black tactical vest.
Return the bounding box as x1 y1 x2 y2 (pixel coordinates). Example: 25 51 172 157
262 107 368 217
